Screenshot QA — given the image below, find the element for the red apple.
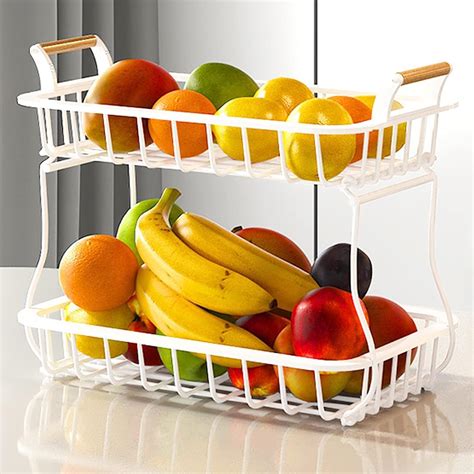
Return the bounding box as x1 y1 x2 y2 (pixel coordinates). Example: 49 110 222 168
236 312 290 346
228 365 280 398
345 296 417 394
292 287 369 360
273 326 350 401
233 226 312 272
228 312 289 397
125 296 162 366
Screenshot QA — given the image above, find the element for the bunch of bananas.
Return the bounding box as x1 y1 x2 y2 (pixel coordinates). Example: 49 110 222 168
135 188 318 367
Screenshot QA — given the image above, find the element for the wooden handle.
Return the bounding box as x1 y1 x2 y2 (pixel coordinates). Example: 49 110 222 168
39 34 97 55
397 62 451 85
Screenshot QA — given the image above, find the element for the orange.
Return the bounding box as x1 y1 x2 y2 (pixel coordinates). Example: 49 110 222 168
355 95 407 158
329 96 372 163
59 235 139 312
255 77 314 114
148 90 216 158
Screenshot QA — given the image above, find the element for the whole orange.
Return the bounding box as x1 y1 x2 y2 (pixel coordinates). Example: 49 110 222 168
329 96 372 163
148 90 216 158
59 235 139 312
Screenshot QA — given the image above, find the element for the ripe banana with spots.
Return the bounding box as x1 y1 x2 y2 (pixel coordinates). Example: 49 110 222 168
136 265 272 368
135 188 276 316
173 213 318 312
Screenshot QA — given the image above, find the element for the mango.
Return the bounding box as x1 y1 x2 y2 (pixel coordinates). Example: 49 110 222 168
83 59 179 152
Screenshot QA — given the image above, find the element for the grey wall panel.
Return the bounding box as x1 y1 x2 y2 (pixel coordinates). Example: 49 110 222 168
56 0 83 261
77 0 163 248
113 0 162 221
78 0 116 239
0 0 57 266
0 0 164 266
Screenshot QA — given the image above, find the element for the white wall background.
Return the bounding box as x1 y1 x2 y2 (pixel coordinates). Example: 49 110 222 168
157 0 316 258
318 0 473 311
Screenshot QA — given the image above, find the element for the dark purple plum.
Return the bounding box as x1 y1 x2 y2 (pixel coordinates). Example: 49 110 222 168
311 243 372 298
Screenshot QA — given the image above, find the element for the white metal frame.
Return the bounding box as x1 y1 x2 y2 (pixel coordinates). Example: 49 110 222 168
16 35 458 426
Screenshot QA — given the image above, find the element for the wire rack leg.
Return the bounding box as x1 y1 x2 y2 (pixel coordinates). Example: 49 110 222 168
26 160 53 308
341 191 379 427
128 164 137 207
427 174 455 378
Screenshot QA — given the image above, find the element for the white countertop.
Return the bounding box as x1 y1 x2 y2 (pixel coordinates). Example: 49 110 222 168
1 268 473 473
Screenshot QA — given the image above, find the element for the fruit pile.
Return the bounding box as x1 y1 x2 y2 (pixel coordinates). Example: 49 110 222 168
59 187 417 400
83 60 406 181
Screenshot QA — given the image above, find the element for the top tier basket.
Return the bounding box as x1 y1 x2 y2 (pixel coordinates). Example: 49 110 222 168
17 35 457 426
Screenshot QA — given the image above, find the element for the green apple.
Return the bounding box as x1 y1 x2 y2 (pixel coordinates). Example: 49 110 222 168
117 198 184 264
157 330 227 382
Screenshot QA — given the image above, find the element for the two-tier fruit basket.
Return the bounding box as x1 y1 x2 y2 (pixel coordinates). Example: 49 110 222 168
17 35 457 426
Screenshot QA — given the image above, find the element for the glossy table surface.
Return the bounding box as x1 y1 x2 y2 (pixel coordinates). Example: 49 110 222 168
1 268 473 473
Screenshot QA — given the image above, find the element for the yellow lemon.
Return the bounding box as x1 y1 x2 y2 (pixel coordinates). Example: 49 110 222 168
213 97 287 163
356 96 406 158
283 98 356 181
64 302 134 359
255 77 314 114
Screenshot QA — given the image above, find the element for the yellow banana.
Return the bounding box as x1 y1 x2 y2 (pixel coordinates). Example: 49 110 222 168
173 214 318 312
136 265 272 368
136 188 276 316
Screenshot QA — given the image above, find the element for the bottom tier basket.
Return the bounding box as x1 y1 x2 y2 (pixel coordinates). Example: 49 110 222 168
18 298 455 426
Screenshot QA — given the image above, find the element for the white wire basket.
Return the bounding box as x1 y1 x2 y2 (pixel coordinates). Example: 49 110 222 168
17 35 458 426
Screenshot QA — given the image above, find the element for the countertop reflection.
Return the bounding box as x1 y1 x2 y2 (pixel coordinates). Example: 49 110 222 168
18 374 471 473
